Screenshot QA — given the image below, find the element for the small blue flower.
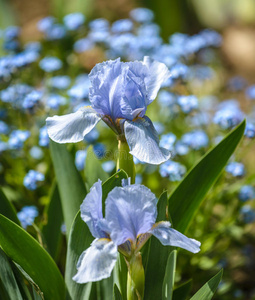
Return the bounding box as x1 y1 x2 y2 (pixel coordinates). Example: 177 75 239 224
84 128 99 143
46 94 66 110
102 161 115 173
160 133 176 151
23 170 45 190
0 121 9 134
75 150 87 171
73 180 200 283
129 8 154 23
46 57 171 164
37 16 56 33
39 56 62 72
45 24 66 40
49 75 71 90
177 95 198 114
29 146 44 160
159 160 186 181
240 205 255 223
63 13 85 31
39 126 49 147
89 18 109 31
181 130 209 150
8 130 30 149
22 90 43 110
238 185 255 202
93 143 106 159
245 85 255 100
111 19 133 33
17 206 39 229
226 162 245 177
244 122 255 138
73 38 94 53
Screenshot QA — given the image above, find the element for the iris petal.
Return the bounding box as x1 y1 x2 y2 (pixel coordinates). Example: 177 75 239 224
46 106 100 143
72 238 118 283
105 184 157 245
150 221 201 253
80 180 106 238
143 56 171 104
124 116 170 164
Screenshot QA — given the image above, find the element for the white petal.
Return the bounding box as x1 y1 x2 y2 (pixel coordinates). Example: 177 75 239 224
46 106 100 143
124 116 170 164
72 239 118 284
150 222 201 253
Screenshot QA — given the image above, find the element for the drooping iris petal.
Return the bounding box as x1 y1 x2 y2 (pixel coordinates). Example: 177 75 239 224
73 238 118 283
80 180 106 238
143 56 171 104
105 184 157 245
46 106 100 143
150 221 201 253
89 58 129 120
124 116 170 164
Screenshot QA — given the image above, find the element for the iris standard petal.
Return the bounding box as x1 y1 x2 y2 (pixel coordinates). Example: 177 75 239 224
105 184 157 245
46 106 100 143
150 221 201 253
72 238 118 283
80 180 106 238
143 56 171 104
89 58 129 120
124 116 170 164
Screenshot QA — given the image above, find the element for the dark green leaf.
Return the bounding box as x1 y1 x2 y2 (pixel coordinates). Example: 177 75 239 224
162 250 177 300
85 146 108 188
114 284 123 300
0 214 65 300
65 170 128 299
0 188 20 225
190 269 223 300
169 120 245 233
0 248 23 300
42 183 63 259
50 140 87 237
172 279 192 300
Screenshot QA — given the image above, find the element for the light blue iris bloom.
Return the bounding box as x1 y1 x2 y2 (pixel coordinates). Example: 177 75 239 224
73 180 200 283
46 57 171 164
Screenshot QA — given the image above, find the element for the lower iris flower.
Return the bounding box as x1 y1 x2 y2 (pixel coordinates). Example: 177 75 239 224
46 57 171 164
73 180 201 284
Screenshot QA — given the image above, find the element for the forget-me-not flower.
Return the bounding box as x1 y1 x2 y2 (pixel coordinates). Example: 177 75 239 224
46 57 171 164
17 205 39 229
73 180 200 283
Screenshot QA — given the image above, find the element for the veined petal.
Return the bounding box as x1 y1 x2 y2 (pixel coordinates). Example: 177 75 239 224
46 106 100 143
80 180 106 238
150 221 201 253
105 184 157 245
124 116 170 164
72 238 118 284
143 56 171 104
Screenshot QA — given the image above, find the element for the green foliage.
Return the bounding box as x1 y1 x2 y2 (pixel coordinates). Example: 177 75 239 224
0 214 65 300
190 269 223 300
42 182 63 259
162 250 177 300
50 140 87 237
168 120 246 233
0 188 20 225
85 145 108 188
172 280 192 300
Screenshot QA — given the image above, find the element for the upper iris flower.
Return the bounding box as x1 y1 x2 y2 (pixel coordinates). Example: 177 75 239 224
73 179 201 284
46 57 171 164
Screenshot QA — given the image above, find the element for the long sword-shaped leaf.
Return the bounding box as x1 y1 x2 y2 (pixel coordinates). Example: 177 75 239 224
0 188 20 225
190 269 223 300
168 120 245 233
162 250 177 300
0 214 65 300
50 140 87 237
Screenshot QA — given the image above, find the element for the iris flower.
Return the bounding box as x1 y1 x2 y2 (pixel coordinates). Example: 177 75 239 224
46 57 171 164
73 180 201 283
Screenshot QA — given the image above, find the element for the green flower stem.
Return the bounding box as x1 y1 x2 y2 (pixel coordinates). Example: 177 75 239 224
127 253 145 300
116 136 135 184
